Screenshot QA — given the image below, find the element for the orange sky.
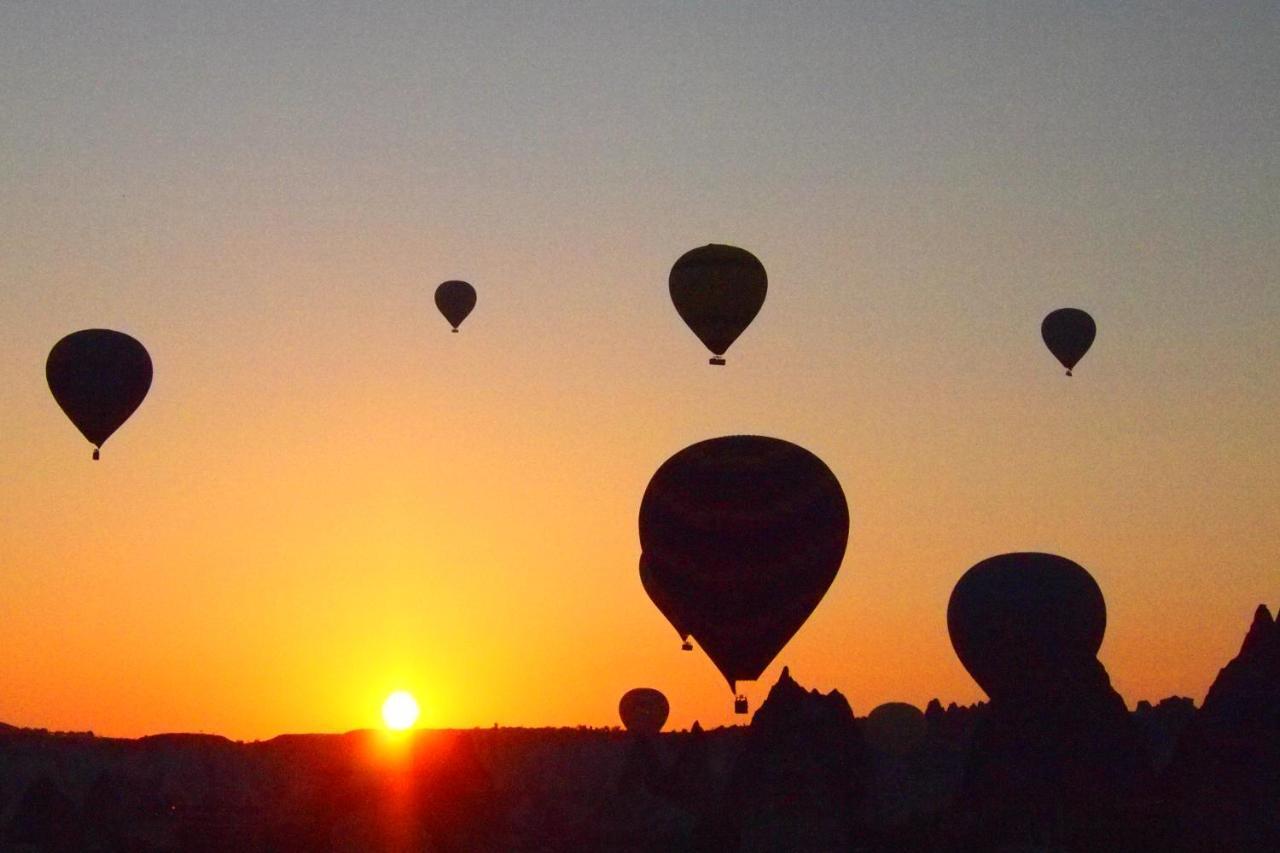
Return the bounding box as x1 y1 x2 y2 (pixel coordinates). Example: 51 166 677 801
2 2 1278 739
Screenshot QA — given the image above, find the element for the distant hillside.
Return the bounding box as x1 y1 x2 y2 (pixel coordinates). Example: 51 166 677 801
2 605 1277 851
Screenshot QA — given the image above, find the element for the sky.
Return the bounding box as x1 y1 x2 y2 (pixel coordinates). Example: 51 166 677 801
1 1 1277 740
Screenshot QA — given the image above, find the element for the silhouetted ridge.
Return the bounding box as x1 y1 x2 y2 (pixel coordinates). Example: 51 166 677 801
1161 603 1280 850
1133 696 1196 771
748 666 855 730
1237 603 1275 654
726 667 869 850
5 622 1280 851
1198 601 1280 733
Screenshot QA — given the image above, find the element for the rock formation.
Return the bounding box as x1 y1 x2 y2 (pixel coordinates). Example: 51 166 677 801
724 667 870 851
1162 603 1280 851
951 657 1153 850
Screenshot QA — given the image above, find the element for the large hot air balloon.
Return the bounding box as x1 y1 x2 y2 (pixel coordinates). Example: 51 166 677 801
434 280 477 332
640 554 694 651
947 552 1105 701
619 687 670 734
669 244 766 365
1041 308 1095 376
46 329 153 460
639 435 849 713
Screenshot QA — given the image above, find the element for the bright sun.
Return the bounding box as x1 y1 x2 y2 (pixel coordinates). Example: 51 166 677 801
381 690 420 731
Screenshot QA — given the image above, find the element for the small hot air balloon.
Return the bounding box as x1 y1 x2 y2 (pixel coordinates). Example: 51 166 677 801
46 329 153 460
619 687 670 734
947 552 1105 701
864 702 926 755
1041 308 1096 376
669 244 766 365
640 555 694 651
639 435 849 713
434 280 477 332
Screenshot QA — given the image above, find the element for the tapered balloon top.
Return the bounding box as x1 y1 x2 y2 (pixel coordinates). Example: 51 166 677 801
1041 308 1096 376
639 435 849 712
434 280 477 332
669 245 766 365
46 329 152 460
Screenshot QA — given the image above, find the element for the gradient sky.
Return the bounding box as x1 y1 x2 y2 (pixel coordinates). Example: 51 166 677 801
2 1 1277 740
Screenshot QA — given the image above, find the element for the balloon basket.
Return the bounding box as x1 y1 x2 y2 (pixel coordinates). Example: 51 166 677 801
734 695 749 715
709 356 726 366
681 640 693 651
1065 369 1072 376
92 448 100 461
451 328 459 333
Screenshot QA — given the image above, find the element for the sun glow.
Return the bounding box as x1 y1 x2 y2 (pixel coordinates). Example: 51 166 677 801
381 691 420 731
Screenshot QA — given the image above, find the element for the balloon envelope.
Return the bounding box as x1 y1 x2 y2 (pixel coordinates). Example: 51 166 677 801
434 280 477 331
865 702 926 755
669 244 766 363
1041 308 1095 375
640 554 696 648
46 329 152 457
947 552 1105 700
638 435 849 691
619 688 670 734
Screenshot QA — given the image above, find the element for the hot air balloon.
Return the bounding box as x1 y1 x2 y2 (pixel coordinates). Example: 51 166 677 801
46 329 153 460
864 702 926 755
619 688 670 734
639 435 849 713
640 554 694 651
434 280 476 332
1041 308 1095 376
669 244 766 365
947 552 1105 701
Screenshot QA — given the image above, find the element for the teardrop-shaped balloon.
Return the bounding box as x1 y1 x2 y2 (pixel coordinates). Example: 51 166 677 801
669 244 766 365
435 280 477 332
46 330 153 459
619 687 670 734
638 436 849 694
947 552 1105 701
1041 308 1095 376
640 554 696 651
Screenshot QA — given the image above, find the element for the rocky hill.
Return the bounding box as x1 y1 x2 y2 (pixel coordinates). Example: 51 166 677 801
3 606 1279 851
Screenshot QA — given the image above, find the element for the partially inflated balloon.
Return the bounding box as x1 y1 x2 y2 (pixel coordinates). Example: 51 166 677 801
639 436 849 706
435 280 477 332
865 703 926 755
619 688 670 734
669 244 766 365
1041 308 1095 376
947 553 1105 700
640 555 696 651
46 330 153 460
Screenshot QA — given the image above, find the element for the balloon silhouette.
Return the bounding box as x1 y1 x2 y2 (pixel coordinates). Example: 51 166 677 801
947 552 1105 700
639 436 849 712
669 244 766 365
1041 308 1096 376
640 555 695 651
434 280 477 332
46 330 152 460
865 702 926 755
619 687 670 734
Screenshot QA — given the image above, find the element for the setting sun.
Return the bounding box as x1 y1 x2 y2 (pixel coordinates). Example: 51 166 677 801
381 691 420 731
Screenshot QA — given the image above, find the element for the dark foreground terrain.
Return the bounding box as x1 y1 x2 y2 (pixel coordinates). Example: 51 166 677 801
2 604 1277 852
